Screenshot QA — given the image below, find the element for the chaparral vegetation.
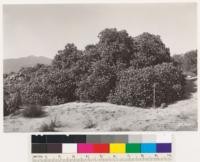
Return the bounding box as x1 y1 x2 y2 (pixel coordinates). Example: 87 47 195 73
3 28 197 117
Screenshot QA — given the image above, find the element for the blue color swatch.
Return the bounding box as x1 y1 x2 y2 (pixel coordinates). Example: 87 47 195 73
141 143 156 153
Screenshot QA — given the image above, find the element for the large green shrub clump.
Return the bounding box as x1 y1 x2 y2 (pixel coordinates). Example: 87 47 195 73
3 28 188 115
108 63 185 107
76 61 116 102
132 33 171 68
21 69 77 105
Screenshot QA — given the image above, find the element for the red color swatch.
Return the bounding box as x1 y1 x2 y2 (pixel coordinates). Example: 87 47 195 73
93 144 109 153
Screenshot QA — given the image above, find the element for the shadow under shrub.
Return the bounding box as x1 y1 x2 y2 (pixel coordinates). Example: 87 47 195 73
22 104 45 118
108 63 185 107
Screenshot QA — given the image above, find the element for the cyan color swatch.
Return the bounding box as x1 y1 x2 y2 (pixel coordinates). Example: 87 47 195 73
141 143 156 153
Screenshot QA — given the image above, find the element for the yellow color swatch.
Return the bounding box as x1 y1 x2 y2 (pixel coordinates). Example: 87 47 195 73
109 143 126 153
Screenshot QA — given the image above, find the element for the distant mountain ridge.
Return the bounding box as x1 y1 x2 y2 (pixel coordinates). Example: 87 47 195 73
3 55 52 74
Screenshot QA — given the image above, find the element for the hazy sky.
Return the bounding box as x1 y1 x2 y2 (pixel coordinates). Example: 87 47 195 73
3 3 197 59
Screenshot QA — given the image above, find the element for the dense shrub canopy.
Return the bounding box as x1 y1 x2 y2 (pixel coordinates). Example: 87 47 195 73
108 63 185 107
3 64 50 114
173 50 197 76
131 32 171 68
52 43 82 70
97 28 136 67
4 28 189 115
76 61 116 101
20 69 77 105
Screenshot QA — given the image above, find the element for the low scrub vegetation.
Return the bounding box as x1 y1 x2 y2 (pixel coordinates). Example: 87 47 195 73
84 118 97 129
22 105 45 118
4 28 194 116
39 117 59 132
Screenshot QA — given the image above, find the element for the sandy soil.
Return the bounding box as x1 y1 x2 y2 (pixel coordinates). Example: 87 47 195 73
4 78 197 132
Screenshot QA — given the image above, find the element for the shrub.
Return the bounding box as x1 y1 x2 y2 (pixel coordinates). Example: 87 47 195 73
97 28 136 66
4 64 52 109
173 50 197 76
4 91 22 116
39 118 58 132
52 43 81 70
183 50 197 75
3 28 187 110
21 69 77 105
76 61 116 101
46 70 77 103
22 104 45 118
131 32 171 68
108 63 185 107
21 81 50 105
84 118 97 129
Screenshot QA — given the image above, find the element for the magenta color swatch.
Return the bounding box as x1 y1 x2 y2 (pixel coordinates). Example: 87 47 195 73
77 144 94 153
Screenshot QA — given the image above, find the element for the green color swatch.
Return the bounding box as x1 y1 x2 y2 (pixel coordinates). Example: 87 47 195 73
126 143 141 153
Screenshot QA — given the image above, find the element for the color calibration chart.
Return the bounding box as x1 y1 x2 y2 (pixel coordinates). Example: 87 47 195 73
31 134 172 162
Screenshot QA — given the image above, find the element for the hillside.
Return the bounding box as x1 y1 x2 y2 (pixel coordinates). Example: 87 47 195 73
4 78 197 132
3 55 52 74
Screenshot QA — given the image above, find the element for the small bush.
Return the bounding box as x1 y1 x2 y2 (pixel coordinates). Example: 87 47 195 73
84 118 97 129
22 104 45 118
39 118 59 132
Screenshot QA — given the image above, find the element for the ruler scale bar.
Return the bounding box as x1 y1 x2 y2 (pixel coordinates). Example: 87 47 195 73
32 154 172 161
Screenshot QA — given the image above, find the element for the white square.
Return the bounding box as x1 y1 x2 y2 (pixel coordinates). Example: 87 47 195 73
62 144 77 153
142 134 156 143
156 134 172 143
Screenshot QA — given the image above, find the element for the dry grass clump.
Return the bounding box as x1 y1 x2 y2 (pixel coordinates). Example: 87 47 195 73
39 117 60 132
84 118 97 129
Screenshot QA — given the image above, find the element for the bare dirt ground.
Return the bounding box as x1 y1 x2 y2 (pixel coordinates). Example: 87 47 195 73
4 78 197 132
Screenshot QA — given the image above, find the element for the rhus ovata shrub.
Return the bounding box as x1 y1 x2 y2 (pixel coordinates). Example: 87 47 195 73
108 63 185 107
76 61 116 102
